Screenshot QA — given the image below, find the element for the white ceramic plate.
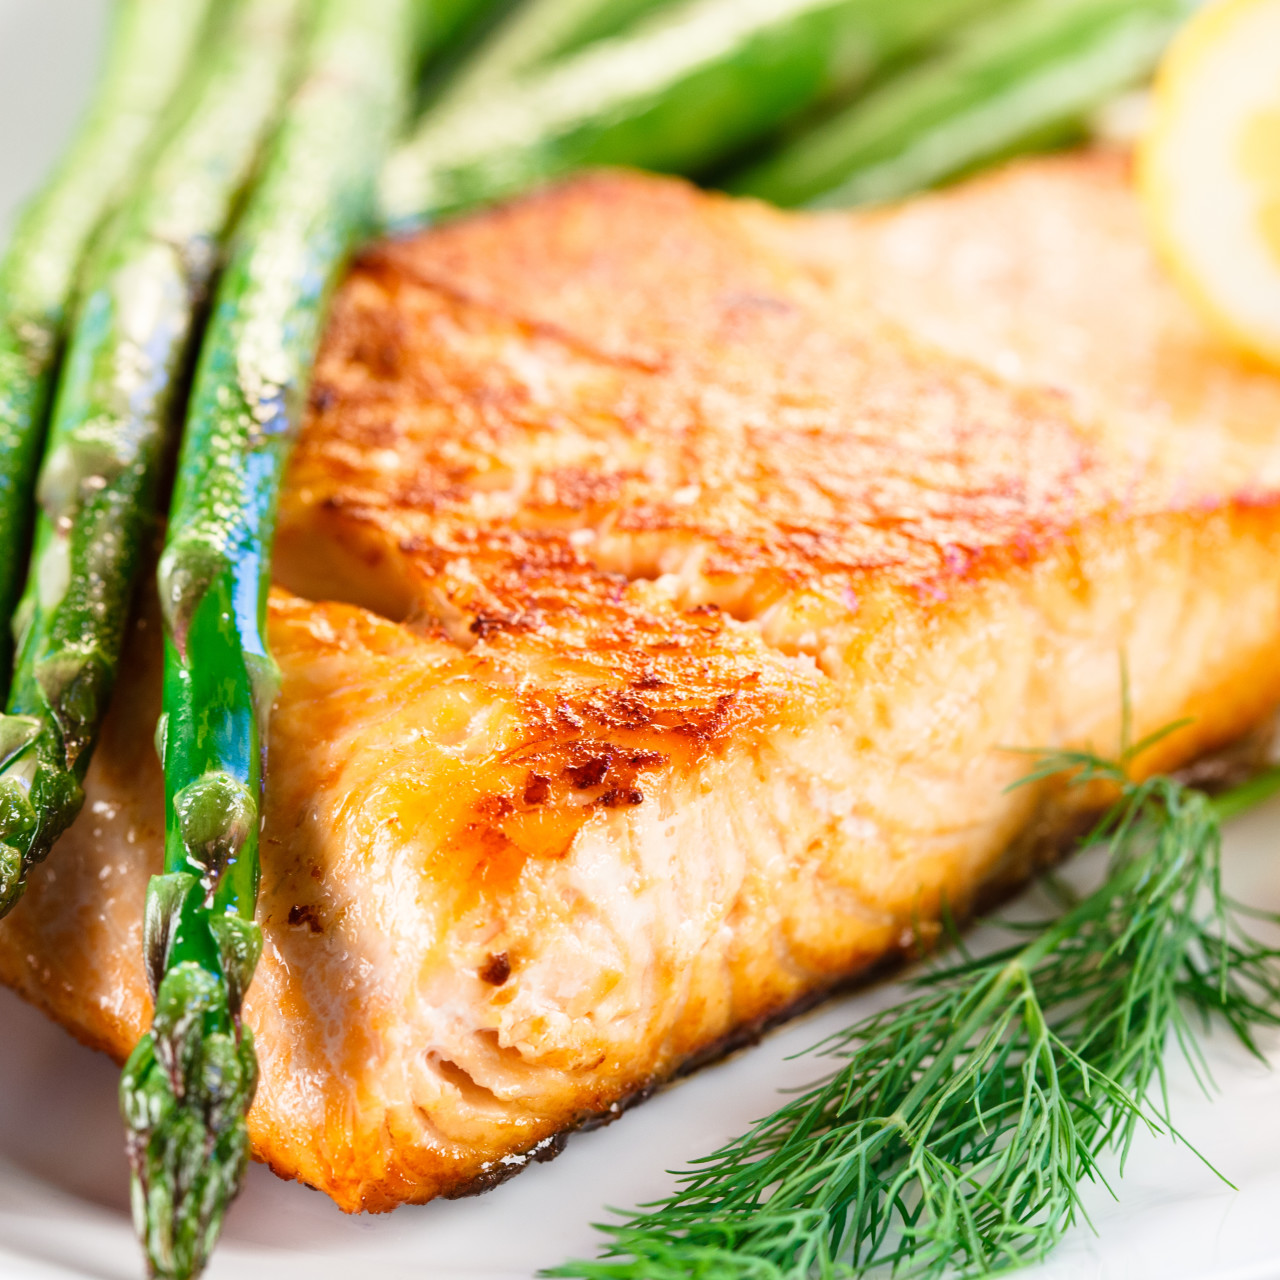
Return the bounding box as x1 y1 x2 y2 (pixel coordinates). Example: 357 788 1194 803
4 4 1280 1277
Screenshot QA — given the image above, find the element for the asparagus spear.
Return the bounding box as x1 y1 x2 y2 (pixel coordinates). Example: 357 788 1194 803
732 0 1195 209
420 0 506 50
437 0 682 106
121 1 419 1274
413 0 508 72
0 0 309 916
380 0 1008 227
0 0 216 689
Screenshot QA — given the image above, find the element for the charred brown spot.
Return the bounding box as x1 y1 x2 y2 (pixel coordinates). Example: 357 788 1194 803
477 794 516 819
480 952 511 986
552 698 586 731
523 773 551 805
309 384 337 414
287 903 324 934
350 314 407 379
470 611 526 638
598 788 644 808
566 757 609 789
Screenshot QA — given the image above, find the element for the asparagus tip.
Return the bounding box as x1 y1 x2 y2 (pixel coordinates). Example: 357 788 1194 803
0 741 85 916
121 961 258 1280
0 765 38 916
33 643 110 770
0 842 21 912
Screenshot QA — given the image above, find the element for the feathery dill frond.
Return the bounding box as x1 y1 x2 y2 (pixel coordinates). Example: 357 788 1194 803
549 754 1280 1280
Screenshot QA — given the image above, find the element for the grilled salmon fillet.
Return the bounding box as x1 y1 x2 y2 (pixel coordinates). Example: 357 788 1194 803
5 151 1280 1213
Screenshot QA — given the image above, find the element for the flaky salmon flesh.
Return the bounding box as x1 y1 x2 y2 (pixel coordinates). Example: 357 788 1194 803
5 150 1280 1214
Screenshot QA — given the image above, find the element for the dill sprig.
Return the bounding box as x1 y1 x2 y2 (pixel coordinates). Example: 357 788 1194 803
550 746 1280 1280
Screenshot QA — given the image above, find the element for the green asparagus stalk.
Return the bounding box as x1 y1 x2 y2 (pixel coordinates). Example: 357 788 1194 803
120 1 420 1274
380 0 1009 227
414 0 508 70
731 0 1195 210
0 0 310 916
0 0 216 690
437 0 682 106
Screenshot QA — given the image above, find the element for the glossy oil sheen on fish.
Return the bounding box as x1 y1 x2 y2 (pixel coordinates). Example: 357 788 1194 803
5 150 1280 1213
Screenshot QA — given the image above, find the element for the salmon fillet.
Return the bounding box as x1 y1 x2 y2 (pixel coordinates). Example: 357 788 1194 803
4 150 1280 1214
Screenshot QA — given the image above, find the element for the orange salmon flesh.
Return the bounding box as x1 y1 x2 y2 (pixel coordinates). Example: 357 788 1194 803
4 151 1280 1212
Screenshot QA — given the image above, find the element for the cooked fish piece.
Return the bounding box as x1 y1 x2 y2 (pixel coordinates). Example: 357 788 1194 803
5 151 1280 1215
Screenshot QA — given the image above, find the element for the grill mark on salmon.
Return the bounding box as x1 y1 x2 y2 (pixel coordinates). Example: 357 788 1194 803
4 152 1280 1213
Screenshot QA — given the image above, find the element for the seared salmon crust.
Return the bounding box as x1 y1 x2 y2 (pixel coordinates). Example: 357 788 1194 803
5 151 1280 1212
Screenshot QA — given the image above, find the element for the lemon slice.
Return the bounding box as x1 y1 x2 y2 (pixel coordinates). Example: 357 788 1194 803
1139 0 1280 367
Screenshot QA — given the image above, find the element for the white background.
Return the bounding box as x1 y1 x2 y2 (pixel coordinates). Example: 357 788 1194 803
2 2 1280 1276
0 0 108 236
